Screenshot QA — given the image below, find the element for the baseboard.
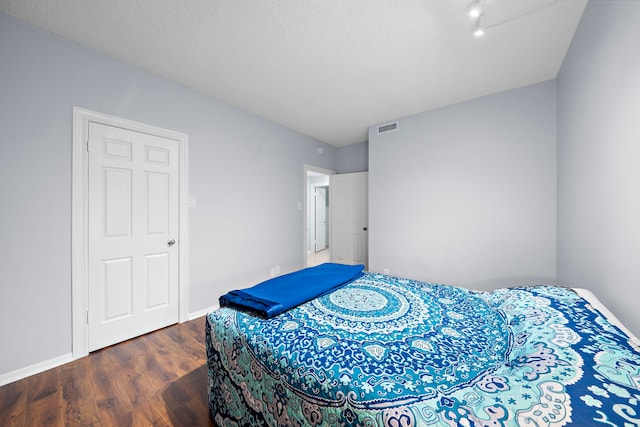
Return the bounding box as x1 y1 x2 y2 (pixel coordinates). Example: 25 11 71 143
188 304 219 321
0 352 74 387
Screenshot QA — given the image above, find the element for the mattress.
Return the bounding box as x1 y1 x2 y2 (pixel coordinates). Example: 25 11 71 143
206 271 640 426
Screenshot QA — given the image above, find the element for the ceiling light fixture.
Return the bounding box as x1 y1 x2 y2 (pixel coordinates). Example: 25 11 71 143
472 14 486 37
469 0 568 38
468 0 485 18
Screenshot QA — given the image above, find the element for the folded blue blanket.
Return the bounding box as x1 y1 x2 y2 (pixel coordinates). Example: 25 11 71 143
219 262 365 318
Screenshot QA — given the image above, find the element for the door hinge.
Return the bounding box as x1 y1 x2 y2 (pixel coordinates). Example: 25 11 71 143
86 139 89 152
86 310 89 324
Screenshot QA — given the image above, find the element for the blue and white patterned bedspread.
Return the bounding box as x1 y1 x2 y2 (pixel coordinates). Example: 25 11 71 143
206 272 640 426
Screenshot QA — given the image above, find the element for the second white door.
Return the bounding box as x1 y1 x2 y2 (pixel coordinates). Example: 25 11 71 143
330 172 368 268
88 122 180 351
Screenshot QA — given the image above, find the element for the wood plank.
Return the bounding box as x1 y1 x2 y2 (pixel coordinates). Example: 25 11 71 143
0 378 27 427
87 346 138 425
162 366 212 427
58 358 101 426
25 368 63 426
144 332 182 385
165 321 207 366
130 392 174 426
155 328 203 373
0 317 214 426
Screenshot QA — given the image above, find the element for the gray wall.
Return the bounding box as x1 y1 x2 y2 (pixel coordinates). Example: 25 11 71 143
0 12 359 377
369 81 557 290
557 1 640 338
336 141 368 173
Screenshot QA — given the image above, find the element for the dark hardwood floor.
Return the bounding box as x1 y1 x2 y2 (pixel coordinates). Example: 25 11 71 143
0 317 215 426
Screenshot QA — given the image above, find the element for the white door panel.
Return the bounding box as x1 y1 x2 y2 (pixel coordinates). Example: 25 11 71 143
330 172 368 268
103 257 133 320
146 253 170 309
88 122 179 351
104 167 132 237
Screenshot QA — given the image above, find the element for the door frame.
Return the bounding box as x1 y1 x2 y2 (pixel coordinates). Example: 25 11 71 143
314 185 328 252
303 164 334 266
72 107 189 359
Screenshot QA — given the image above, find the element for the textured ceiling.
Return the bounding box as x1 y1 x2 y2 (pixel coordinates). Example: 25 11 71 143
0 0 587 146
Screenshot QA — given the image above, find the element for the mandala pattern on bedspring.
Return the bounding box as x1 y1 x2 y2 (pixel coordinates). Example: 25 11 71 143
206 273 640 426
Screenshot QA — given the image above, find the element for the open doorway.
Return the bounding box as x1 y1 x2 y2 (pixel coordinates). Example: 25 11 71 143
304 165 334 267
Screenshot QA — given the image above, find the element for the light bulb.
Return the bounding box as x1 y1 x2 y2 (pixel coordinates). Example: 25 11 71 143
468 0 484 18
472 14 487 37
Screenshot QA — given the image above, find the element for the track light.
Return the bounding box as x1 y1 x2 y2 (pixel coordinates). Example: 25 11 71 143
468 0 570 38
472 14 486 37
468 0 485 18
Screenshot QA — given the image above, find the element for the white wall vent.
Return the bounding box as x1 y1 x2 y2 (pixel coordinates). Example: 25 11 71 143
377 121 399 134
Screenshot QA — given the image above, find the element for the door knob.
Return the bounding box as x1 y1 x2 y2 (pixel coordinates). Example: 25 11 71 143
168 239 176 246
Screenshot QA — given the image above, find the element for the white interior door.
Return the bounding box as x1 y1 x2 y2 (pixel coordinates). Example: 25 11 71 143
88 122 179 351
330 172 368 268
314 186 327 252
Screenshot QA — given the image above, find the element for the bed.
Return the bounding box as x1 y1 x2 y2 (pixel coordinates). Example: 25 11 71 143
206 267 640 426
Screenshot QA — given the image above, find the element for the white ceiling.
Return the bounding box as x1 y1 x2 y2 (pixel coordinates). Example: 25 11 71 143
1 0 587 147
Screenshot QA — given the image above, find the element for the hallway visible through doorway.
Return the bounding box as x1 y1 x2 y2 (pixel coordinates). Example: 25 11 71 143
304 165 334 268
306 248 329 267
